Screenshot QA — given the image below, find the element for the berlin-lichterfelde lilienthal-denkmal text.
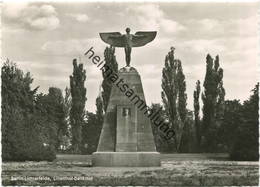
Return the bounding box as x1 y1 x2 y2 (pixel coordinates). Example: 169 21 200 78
1 1 259 186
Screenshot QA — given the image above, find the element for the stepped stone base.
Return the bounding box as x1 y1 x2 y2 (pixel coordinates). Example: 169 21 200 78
92 152 160 167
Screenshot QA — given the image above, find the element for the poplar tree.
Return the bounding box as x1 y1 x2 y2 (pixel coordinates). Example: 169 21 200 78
177 61 187 125
101 46 118 112
64 87 71 137
201 54 225 152
161 49 178 150
59 87 72 150
193 80 201 148
161 48 188 152
46 87 67 150
70 59 86 153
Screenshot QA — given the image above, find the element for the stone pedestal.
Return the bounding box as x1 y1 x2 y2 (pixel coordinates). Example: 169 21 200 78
92 66 160 167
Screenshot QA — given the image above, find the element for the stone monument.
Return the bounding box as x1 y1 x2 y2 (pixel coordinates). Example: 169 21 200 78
92 28 160 167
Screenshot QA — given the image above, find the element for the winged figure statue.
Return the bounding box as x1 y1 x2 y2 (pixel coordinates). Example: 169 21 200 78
100 28 157 66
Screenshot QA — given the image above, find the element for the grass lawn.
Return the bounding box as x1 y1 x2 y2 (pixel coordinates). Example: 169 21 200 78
2 154 258 186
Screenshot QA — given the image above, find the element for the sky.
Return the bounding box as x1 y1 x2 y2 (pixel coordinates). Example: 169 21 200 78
1 1 260 112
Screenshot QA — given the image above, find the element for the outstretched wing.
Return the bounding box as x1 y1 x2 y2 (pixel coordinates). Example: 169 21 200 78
99 32 125 47
132 31 157 47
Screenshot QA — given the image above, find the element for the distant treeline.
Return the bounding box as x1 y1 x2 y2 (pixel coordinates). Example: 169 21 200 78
1 47 259 161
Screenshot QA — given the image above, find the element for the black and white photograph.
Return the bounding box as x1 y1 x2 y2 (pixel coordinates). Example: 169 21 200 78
1 0 259 186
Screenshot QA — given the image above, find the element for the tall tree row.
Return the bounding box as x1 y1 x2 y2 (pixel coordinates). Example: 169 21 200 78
70 59 87 153
201 54 225 152
161 48 188 152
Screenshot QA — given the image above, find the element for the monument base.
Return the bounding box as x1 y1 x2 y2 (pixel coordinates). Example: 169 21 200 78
92 152 160 167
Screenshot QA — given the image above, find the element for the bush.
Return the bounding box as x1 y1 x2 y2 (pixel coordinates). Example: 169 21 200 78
230 128 258 161
39 146 56 161
1 61 56 162
2 117 56 162
3 141 56 162
229 84 259 161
